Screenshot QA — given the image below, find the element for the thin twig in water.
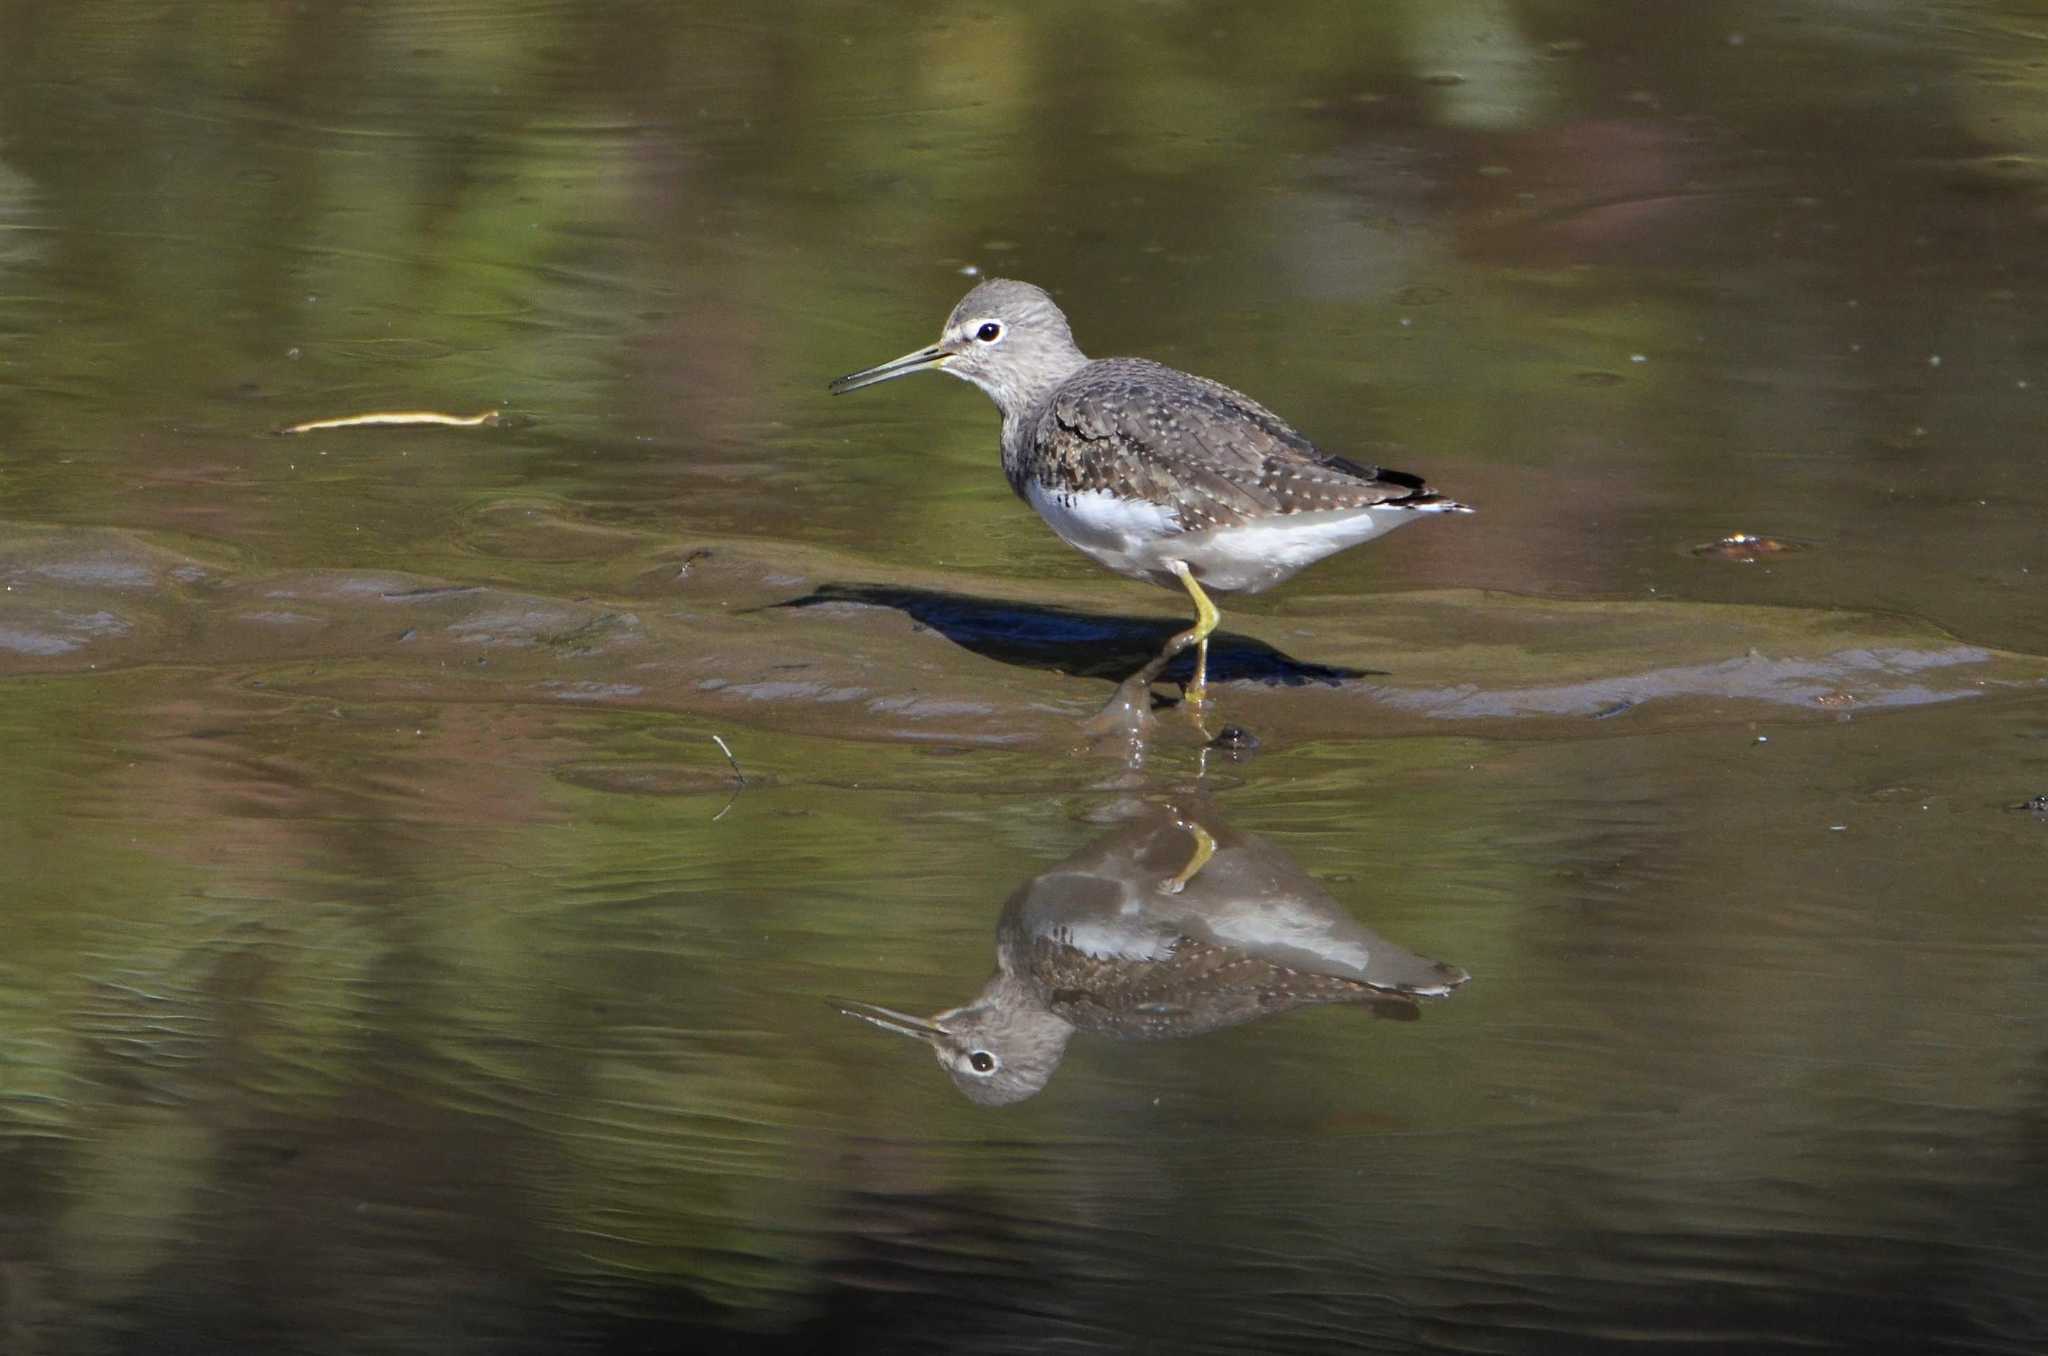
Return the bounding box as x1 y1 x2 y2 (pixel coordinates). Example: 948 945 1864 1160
278 409 502 435
710 735 745 786
709 734 746 823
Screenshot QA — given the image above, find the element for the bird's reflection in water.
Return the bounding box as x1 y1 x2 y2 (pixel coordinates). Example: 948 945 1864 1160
840 802 1469 1105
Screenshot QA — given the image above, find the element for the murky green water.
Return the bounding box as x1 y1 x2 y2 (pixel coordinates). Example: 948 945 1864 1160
3 2 2045 1352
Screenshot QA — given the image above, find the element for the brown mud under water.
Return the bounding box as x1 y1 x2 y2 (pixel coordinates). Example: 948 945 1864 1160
5 514 2042 752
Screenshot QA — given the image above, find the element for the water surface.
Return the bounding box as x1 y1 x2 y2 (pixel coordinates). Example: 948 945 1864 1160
2 2 2045 1352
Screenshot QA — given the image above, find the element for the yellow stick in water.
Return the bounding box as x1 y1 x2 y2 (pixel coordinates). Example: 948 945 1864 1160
278 409 501 435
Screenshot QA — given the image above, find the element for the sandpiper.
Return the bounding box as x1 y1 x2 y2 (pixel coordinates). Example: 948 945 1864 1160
830 279 1471 708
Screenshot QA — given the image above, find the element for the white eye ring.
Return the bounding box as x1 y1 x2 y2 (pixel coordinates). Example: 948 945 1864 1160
974 321 1003 343
968 1051 997 1074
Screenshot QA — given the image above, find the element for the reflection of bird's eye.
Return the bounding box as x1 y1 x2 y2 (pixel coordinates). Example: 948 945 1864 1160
975 322 1002 343
969 1051 996 1073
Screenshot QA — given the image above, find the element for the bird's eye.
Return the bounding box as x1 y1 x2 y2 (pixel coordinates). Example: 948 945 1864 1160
969 1051 996 1074
975 322 1002 343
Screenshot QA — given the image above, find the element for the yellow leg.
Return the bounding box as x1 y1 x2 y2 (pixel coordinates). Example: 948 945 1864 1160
1162 817 1218 895
1165 561 1220 708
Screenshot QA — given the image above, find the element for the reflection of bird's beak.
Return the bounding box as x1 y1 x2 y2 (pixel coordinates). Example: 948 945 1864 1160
829 344 951 394
833 998 948 1044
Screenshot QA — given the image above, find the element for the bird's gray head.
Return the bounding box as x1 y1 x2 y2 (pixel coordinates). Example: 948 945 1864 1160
828 278 1089 419
837 973 1076 1107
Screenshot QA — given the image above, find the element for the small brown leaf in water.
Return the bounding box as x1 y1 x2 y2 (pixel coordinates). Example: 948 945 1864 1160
1692 533 1805 562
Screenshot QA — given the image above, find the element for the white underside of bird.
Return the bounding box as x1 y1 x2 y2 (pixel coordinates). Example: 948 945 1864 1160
1023 480 1461 595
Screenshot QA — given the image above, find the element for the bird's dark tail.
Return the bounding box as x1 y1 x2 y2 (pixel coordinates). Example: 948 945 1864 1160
1400 493 1475 513
1326 458 1474 512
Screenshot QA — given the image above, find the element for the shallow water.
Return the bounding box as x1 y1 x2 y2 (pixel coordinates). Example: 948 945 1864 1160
2 2 2045 1352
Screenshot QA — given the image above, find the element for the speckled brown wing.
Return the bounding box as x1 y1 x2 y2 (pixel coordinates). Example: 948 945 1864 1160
1032 933 1423 1041
1033 357 1441 531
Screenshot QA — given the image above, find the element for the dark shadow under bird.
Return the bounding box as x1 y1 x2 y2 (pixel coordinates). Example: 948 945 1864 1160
773 583 1376 689
839 801 1469 1105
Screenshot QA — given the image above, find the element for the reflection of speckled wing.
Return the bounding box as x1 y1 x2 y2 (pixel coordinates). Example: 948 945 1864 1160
1032 358 1443 530
1034 934 1429 1040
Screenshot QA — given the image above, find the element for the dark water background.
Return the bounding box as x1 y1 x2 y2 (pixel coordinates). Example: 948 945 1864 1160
2 2 2045 1352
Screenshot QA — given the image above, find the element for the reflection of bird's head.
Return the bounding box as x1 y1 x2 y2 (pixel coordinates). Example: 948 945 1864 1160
838 973 1075 1107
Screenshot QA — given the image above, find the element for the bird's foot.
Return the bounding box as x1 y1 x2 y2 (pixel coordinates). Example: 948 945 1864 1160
1176 678 1219 746
1160 819 1218 895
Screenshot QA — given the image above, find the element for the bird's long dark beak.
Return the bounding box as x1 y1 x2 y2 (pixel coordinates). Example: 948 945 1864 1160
829 344 951 394
833 997 948 1044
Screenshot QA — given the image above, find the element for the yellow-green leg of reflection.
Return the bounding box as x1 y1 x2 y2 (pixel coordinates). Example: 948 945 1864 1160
1162 818 1218 895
